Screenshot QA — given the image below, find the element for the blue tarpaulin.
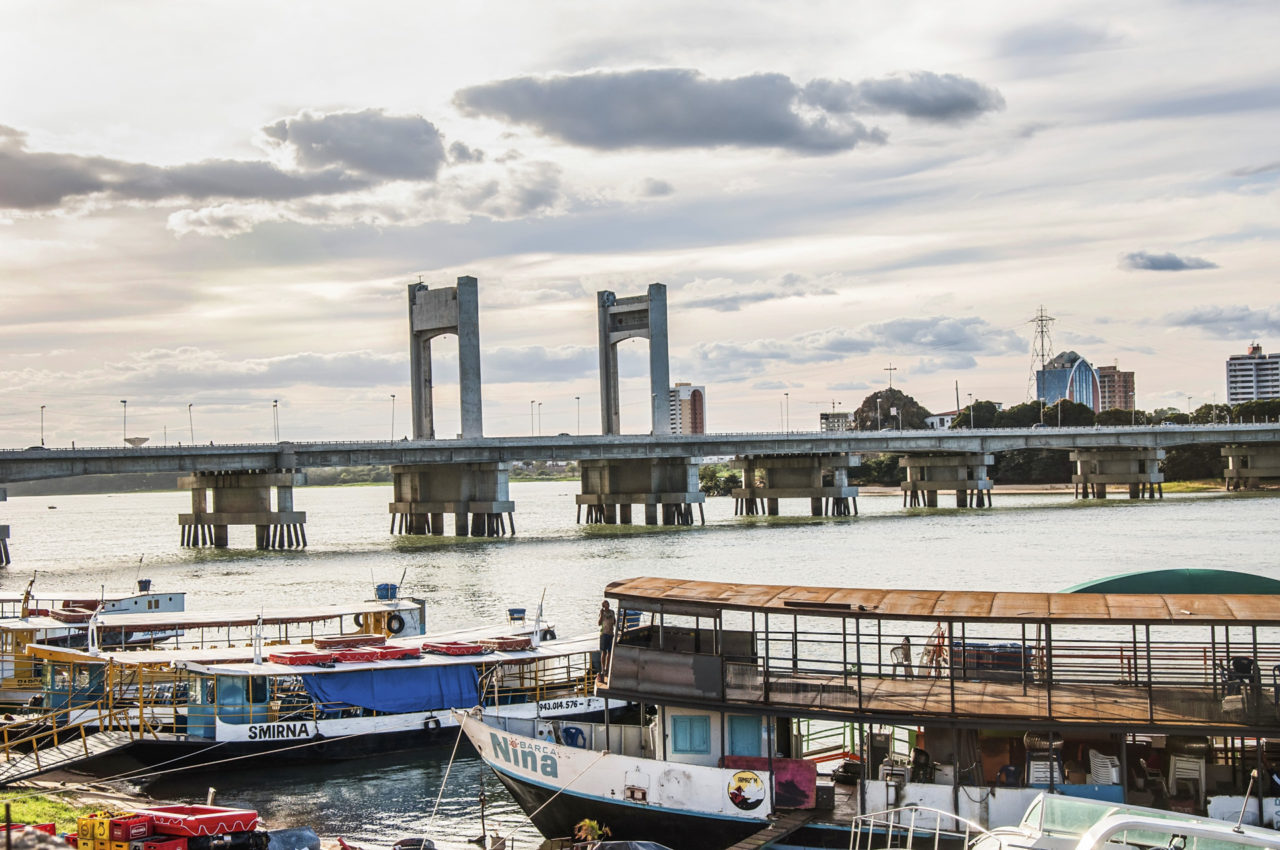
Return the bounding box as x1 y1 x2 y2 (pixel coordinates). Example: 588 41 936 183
299 665 479 713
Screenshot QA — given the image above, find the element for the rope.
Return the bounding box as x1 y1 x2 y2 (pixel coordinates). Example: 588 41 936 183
428 721 466 825
492 743 610 847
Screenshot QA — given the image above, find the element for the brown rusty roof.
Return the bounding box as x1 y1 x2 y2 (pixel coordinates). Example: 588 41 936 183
604 577 1280 625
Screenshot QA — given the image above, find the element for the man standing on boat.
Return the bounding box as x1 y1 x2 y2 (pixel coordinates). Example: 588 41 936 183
598 600 616 682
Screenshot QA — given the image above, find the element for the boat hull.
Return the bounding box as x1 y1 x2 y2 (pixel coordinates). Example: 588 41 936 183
490 764 763 850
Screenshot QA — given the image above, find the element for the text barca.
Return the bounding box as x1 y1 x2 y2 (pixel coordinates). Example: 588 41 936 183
490 733 559 777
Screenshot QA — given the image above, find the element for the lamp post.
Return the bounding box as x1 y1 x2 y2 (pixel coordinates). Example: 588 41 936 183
40 405 45 446
390 394 396 441
1186 395 1192 418
273 399 279 442
537 402 542 436
967 393 974 429
784 392 790 433
120 400 127 444
575 395 580 435
530 400 535 436
876 395 882 431
188 403 195 443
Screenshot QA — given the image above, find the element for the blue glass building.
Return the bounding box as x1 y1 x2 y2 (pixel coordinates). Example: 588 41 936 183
1036 350 1101 412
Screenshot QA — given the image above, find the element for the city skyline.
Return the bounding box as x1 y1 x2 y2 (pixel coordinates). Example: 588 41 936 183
2 1 1278 446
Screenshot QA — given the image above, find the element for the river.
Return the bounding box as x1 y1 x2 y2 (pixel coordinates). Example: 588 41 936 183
2 483 1276 847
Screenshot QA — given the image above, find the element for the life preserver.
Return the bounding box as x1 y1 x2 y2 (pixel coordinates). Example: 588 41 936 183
353 613 364 628
388 613 406 635
541 627 556 641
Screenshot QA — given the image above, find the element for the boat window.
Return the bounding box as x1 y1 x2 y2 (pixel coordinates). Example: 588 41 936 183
190 675 214 705
671 714 711 754
249 675 267 704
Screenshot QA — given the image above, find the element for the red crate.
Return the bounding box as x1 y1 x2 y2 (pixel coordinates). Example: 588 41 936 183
5 824 56 835
330 648 379 663
63 835 78 848
267 650 333 666
478 635 532 652
373 645 420 660
50 607 96 623
422 641 486 656
141 838 187 850
110 816 152 841
138 807 258 838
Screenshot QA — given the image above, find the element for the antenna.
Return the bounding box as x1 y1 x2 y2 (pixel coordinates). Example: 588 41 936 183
1028 306 1056 400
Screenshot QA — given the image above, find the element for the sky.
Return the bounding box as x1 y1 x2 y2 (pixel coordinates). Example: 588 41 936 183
2 0 1278 448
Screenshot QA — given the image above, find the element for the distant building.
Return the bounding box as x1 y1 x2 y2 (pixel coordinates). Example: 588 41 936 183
668 383 706 434
1097 365 1136 411
819 411 853 432
1227 342 1280 404
1036 350 1101 412
925 411 958 430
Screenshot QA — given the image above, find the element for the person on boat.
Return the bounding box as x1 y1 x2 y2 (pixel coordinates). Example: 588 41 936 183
598 600 617 681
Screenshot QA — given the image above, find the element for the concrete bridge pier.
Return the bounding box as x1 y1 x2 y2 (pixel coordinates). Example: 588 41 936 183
1071 448 1164 499
899 453 993 508
179 470 308 549
1222 444 1280 490
389 462 515 537
731 454 859 517
575 458 705 526
0 488 9 566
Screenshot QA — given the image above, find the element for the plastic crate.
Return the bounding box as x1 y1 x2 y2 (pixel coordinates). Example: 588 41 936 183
110 816 152 841
478 636 532 652
422 641 486 656
63 835 78 849
138 807 258 838
268 651 334 666
50 607 96 623
141 838 188 850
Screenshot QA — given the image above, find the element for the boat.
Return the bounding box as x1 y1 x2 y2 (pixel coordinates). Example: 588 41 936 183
459 576 1280 850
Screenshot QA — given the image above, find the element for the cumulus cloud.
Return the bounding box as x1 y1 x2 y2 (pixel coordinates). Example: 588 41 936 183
1120 250 1218 271
914 354 978 374
679 272 836 312
801 72 1006 124
482 344 596 383
448 141 485 164
1163 304 1280 338
457 69 893 153
260 109 447 179
828 381 870 391
639 178 674 197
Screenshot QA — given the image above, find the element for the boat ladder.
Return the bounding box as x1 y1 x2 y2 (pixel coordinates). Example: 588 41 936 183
848 805 993 850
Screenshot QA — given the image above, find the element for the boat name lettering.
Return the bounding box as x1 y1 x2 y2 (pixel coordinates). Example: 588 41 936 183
247 722 311 740
489 732 559 778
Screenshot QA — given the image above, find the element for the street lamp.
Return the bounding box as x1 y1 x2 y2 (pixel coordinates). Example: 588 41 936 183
188 403 194 443
784 392 790 433
575 395 581 435
390 394 396 441
967 393 974 429
120 400 127 444
273 399 279 442
40 405 45 446
1130 391 1136 426
537 402 542 436
530 400 535 436
1186 395 1192 418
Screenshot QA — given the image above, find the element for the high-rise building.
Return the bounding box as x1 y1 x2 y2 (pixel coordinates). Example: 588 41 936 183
1097 365 1136 411
668 383 706 434
1227 343 1280 404
1036 350 1101 412
819 411 853 431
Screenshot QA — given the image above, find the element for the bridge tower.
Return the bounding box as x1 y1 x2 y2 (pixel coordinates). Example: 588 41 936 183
394 276 513 536
408 276 483 440
597 283 671 435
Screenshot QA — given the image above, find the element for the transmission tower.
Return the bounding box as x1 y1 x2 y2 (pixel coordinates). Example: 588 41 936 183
1027 306 1055 401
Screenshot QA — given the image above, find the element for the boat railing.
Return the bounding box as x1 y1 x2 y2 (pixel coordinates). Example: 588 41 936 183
847 805 993 850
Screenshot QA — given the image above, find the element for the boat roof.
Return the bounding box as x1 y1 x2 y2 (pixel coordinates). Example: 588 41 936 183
27 629 593 673
0 590 184 604
0 598 423 632
605 577 1280 626
1063 568 1280 595
25 619 560 667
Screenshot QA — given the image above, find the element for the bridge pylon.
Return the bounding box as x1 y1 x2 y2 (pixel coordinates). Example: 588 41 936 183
178 470 307 549
389 462 515 537
899 453 993 508
408 276 483 440
731 454 860 517
575 458 704 525
1071 448 1164 499
597 283 671 436
1222 443 1280 490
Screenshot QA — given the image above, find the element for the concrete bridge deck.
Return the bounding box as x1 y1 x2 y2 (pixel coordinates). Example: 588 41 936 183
1 423 1277 483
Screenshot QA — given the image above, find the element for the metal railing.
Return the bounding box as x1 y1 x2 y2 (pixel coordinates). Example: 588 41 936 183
848 805 992 850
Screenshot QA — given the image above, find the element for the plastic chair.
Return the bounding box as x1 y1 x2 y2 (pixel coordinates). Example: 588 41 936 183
1088 748 1121 784
560 725 587 748
890 639 914 679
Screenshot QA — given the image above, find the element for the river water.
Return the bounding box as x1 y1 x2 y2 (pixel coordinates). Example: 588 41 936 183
2 483 1277 847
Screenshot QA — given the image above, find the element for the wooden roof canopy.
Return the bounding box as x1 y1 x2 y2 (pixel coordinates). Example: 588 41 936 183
605 577 1280 626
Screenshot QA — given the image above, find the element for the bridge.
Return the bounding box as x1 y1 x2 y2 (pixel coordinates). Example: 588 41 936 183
0 422 1276 554
2 276 1277 555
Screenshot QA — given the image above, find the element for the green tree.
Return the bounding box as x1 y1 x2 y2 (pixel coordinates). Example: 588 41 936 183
1040 400 1095 427
950 400 1000 429
1095 408 1141 426
850 453 905 485
993 401 1047 428
853 389 931 430
991 449 1072 484
1234 400 1280 422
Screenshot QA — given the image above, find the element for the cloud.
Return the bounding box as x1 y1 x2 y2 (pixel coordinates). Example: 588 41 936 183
1163 304 1280 338
1231 160 1280 177
260 109 448 180
448 141 485 164
481 344 596 383
867 316 1025 355
456 69 892 153
639 178 674 197
752 380 793 391
1120 250 1218 271
999 23 1115 57
828 381 870 391
801 72 1006 124
678 272 836 312
914 354 977 374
